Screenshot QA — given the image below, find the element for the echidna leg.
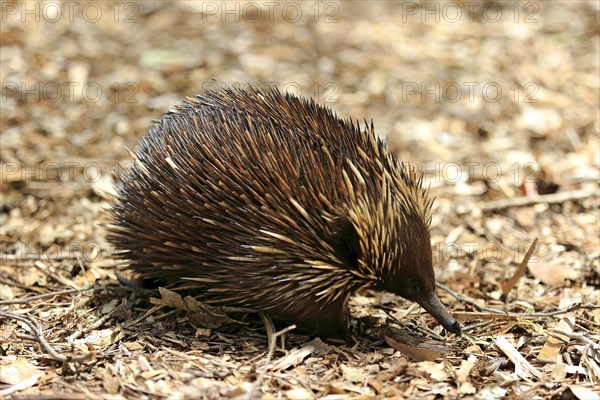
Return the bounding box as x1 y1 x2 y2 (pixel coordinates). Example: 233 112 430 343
293 296 352 340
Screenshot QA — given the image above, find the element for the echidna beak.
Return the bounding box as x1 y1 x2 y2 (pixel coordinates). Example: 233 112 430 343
416 294 461 334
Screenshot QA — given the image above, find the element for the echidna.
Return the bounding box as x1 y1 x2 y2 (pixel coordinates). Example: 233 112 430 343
107 88 461 338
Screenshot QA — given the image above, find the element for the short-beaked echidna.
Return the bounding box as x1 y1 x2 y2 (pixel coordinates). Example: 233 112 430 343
107 88 461 338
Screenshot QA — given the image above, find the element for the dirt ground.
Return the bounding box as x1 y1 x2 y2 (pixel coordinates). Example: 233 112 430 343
1 1 599 399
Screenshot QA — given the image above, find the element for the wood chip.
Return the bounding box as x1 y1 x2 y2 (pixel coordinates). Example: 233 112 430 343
538 314 575 362
271 344 315 371
495 336 543 380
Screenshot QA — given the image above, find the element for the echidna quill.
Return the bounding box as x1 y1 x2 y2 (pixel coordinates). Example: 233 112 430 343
107 88 461 338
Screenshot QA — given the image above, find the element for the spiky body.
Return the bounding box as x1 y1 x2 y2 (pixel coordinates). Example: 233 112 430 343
108 88 460 337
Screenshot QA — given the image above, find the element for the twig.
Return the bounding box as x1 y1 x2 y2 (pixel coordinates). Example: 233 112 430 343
460 321 491 332
501 239 538 299
457 188 598 214
0 285 131 305
0 278 39 291
381 307 445 341
0 311 93 363
495 336 543 380
437 283 510 314
437 282 600 317
244 324 297 400
0 286 92 305
259 312 277 350
69 298 128 341
123 304 164 328
0 252 96 261
33 260 80 290
0 372 44 397
527 305 600 317
551 329 600 350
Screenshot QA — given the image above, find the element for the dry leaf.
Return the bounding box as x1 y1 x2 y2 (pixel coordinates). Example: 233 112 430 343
385 336 444 361
183 296 232 329
477 385 508 398
558 290 583 309
0 359 41 385
285 387 313 400
75 265 107 286
419 361 451 381
569 386 600 400
457 355 478 388
99 368 120 394
306 337 330 356
528 260 577 286
151 287 231 328
123 342 142 351
511 207 537 228
16 267 47 287
101 299 119 314
326 381 373 396
70 328 123 349
0 284 14 300
551 355 567 381
341 364 367 383
458 381 477 395
152 287 186 309
464 345 484 355
538 314 575 362
271 345 315 371
195 328 211 338
501 238 538 299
